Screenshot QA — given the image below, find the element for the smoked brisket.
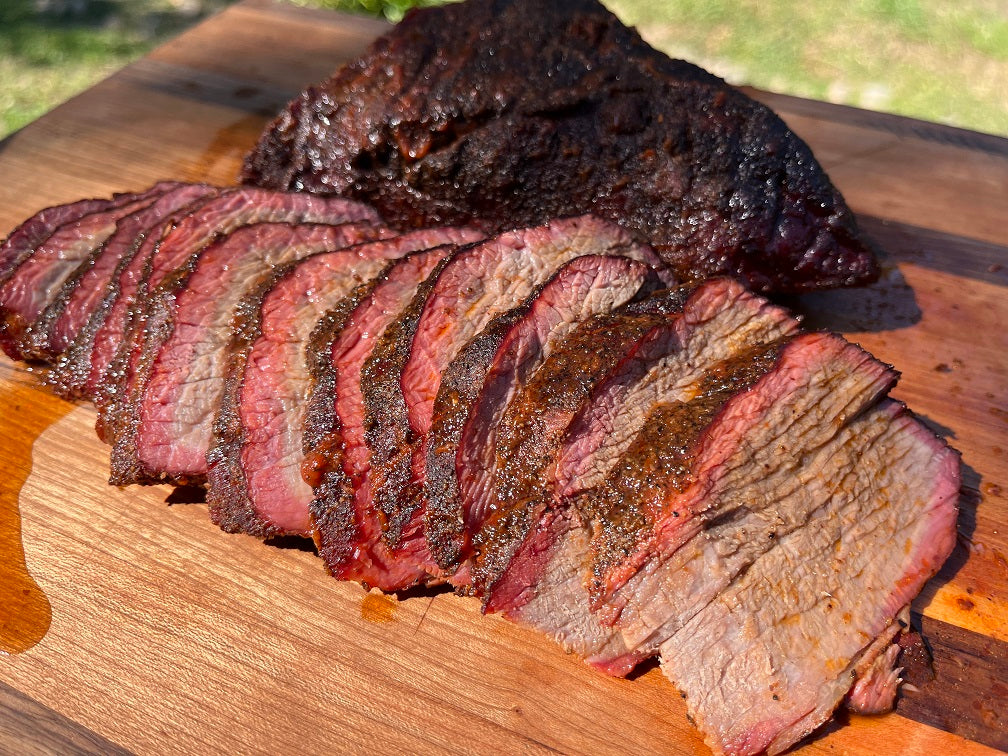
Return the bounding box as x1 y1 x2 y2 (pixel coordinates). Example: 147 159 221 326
207 226 482 538
241 0 878 294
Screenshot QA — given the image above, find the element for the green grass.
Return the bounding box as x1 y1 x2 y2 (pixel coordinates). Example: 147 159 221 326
606 0 1008 137
1 0 1005 141
0 0 230 136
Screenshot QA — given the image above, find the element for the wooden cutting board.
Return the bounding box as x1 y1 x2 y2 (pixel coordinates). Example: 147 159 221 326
0 2 1005 753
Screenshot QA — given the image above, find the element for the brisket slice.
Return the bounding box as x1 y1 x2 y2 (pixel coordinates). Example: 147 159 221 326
89 187 380 413
359 215 667 590
241 0 878 294
496 329 872 665
106 221 386 486
305 246 458 589
502 333 957 755
207 226 481 538
470 281 795 610
0 183 174 361
50 189 222 400
456 288 702 599
28 183 217 366
657 400 958 756
424 255 660 576
0 189 158 286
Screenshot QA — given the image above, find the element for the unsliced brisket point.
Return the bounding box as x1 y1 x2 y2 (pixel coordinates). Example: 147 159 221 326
306 246 458 589
29 183 215 365
241 0 878 293
423 254 660 576
90 187 380 418
0 183 173 361
107 221 386 487
207 226 481 538
360 215 668 590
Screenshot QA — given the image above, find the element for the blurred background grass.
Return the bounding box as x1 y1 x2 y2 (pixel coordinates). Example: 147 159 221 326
1 0 1006 141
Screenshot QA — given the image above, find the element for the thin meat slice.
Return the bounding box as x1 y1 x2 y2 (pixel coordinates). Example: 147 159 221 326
360 215 669 590
107 221 386 486
424 254 660 576
87 187 380 407
0 183 174 360
499 330 957 756
456 289 696 599
656 399 958 756
0 189 156 286
27 183 217 366
305 247 459 589
207 226 482 538
51 190 222 399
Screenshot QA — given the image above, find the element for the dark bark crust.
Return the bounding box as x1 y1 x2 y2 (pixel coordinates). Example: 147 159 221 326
241 0 879 294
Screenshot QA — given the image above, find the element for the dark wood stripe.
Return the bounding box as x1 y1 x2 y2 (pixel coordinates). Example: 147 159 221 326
749 88 1008 158
895 614 1008 750
0 679 132 756
858 215 1008 285
117 59 293 119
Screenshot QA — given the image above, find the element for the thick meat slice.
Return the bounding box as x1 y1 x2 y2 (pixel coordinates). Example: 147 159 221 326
470 279 797 607
305 246 458 589
27 183 218 366
106 221 386 486
241 0 878 293
0 183 174 360
502 332 958 755
424 255 660 575
207 226 481 538
86 187 379 407
359 215 667 589
657 400 958 756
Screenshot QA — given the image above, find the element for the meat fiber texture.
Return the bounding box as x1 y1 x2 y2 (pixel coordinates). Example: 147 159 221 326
349 215 668 590
48 186 224 399
304 245 460 589
491 313 958 755
106 220 388 487
241 0 879 294
92 187 380 433
37 184 220 368
207 226 483 539
0 183 175 361
0 182 960 756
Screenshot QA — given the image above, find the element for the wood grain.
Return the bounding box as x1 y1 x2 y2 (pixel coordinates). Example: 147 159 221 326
0 1 1005 753
0 678 129 756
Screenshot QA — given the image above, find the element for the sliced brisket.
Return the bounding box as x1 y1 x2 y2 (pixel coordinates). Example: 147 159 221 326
207 226 481 538
28 183 217 366
306 246 458 589
359 215 667 590
0 189 158 286
424 254 660 575
241 0 878 293
106 221 386 486
51 189 222 400
499 331 957 754
0 183 174 361
457 288 702 599
88 187 379 411
657 399 958 756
